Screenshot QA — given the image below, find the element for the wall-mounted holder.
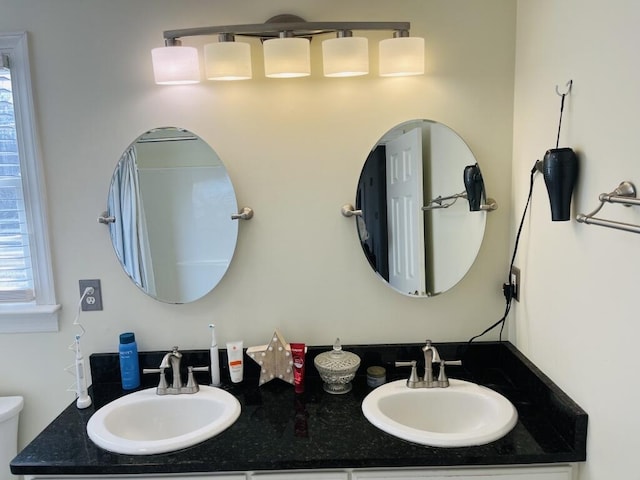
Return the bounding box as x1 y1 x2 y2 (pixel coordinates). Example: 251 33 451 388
533 80 578 222
422 192 498 212
97 212 115 224
231 207 254 220
341 204 363 217
99 207 254 223
342 197 497 218
576 181 640 234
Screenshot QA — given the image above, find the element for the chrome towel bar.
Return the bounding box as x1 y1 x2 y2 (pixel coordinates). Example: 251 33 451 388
576 181 640 234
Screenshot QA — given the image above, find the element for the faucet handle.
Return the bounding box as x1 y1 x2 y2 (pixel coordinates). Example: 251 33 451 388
437 359 462 387
183 366 209 394
443 360 462 366
191 366 210 372
395 360 419 387
143 367 169 392
188 366 209 386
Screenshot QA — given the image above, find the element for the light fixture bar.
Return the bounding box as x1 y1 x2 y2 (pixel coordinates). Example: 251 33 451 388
162 21 411 43
151 16 423 83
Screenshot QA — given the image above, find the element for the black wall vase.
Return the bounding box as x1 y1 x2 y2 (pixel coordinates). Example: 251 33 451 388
542 147 578 221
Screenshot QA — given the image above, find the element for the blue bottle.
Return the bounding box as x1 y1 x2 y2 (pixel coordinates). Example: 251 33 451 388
119 332 140 390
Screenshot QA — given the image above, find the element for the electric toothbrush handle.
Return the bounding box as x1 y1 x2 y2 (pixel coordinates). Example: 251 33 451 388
75 358 92 409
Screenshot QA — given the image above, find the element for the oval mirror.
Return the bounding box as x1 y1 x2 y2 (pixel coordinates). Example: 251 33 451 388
355 119 488 297
107 127 238 303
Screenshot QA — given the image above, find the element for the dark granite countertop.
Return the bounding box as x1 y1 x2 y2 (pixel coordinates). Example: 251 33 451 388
11 342 587 475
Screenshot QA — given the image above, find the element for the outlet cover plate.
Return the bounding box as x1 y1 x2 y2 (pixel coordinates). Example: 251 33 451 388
510 266 521 302
79 279 103 311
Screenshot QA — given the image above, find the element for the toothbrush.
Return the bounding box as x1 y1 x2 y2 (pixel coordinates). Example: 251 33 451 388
74 335 92 409
209 324 221 386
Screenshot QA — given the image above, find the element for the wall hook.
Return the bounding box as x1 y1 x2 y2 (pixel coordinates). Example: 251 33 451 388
555 80 573 97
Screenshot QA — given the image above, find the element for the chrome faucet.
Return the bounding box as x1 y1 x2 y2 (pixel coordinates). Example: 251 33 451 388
160 346 183 389
422 340 441 385
143 346 209 395
396 340 462 388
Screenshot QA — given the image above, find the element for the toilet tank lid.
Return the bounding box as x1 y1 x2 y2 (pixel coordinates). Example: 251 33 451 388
0 396 23 422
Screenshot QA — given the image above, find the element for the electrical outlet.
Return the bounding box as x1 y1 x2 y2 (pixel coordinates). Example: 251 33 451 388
510 266 521 302
79 279 103 311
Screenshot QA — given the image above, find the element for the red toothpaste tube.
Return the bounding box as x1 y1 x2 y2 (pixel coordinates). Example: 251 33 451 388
290 343 306 394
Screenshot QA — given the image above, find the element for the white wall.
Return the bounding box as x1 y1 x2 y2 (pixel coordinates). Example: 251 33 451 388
0 0 516 450
512 1 640 479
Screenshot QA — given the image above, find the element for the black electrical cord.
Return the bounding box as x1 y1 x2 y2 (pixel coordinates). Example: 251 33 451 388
467 160 539 345
555 80 572 149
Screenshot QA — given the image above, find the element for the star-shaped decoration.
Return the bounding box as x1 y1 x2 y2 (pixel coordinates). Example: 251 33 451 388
246 330 294 386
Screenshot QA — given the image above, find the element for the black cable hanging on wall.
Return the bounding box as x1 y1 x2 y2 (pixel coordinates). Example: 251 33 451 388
467 80 576 345
554 80 572 149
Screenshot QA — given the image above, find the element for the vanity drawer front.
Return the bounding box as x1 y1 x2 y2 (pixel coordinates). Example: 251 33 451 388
26 476 247 480
351 465 575 480
25 466 575 480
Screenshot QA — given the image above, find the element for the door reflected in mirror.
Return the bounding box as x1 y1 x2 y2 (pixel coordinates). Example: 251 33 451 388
356 119 487 297
107 127 238 303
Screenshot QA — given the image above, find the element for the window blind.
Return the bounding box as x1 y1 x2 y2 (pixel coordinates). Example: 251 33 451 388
0 60 35 302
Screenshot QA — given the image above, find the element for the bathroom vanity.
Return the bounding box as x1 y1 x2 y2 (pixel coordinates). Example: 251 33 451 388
11 342 587 480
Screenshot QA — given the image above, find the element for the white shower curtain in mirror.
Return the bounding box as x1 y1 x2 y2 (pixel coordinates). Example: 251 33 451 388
108 146 155 294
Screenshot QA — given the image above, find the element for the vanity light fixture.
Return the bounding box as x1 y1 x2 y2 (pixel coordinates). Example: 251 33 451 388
151 41 200 85
379 32 425 77
205 33 252 81
263 32 311 78
322 30 369 77
151 14 424 83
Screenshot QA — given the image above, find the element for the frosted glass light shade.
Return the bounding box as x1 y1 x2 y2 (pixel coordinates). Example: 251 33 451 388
263 37 310 78
205 41 252 81
151 46 200 85
379 37 425 77
322 36 369 77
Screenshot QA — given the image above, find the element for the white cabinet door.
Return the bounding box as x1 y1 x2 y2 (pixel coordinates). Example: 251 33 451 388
351 465 574 480
251 473 349 480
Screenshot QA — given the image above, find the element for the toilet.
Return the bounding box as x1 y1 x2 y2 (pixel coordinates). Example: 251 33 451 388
0 397 23 480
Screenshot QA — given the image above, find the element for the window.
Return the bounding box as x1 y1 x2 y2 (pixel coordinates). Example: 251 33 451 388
0 32 59 332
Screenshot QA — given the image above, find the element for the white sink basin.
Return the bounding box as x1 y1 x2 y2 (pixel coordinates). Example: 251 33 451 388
362 379 517 447
87 386 241 455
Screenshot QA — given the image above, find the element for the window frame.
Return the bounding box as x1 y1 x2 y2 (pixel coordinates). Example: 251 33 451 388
0 32 59 333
